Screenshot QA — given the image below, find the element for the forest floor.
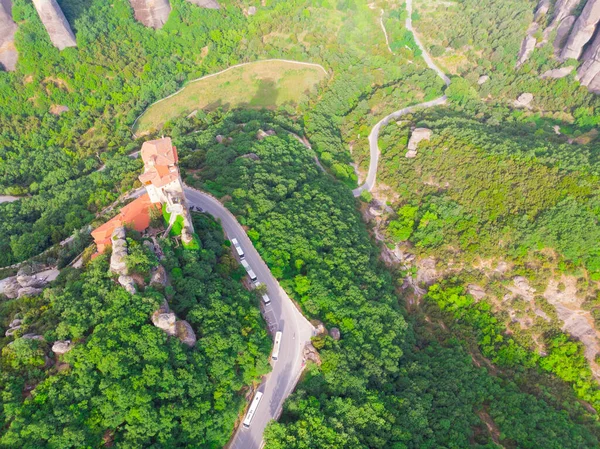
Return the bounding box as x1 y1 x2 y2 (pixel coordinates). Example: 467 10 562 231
133 59 328 136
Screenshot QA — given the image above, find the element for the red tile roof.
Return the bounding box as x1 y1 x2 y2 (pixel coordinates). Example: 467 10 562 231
91 194 156 254
138 137 180 189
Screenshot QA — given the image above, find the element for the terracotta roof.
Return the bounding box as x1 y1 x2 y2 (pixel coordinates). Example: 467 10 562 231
140 137 178 166
91 194 155 254
138 137 180 188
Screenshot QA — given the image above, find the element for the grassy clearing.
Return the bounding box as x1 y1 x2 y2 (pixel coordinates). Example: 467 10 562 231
134 60 327 135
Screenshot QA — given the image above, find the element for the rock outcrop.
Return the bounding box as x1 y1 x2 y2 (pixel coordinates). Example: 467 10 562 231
52 340 72 355
110 227 128 275
152 301 177 336
561 0 600 61
540 66 574 79
1 266 53 299
129 0 171 29
514 92 534 108
554 15 577 53
150 265 168 288
303 342 321 366
176 320 197 346
577 31 600 92
405 128 432 158
329 327 341 340
5 318 21 337
118 275 137 295
0 0 18 71
477 75 489 85
32 0 77 50
17 287 44 298
151 300 197 346
186 0 220 8
516 23 539 67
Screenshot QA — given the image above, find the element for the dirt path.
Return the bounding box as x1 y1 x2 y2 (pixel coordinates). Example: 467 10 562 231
353 0 450 197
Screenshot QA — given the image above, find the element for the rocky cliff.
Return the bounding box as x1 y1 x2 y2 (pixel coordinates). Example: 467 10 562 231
32 0 77 50
129 0 171 29
518 0 600 93
561 0 600 60
0 0 18 71
186 0 220 8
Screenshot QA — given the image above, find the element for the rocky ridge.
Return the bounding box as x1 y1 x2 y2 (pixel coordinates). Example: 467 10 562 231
519 0 600 93
0 0 18 71
32 0 77 50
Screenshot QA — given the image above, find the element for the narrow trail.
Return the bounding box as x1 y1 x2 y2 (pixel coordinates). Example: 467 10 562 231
353 0 450 197
379 9 394 55
131 59 329 137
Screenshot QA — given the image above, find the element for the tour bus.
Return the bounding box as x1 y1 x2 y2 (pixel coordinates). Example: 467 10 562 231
262 294 271 305
248 269 258 282
242 391 263 428
231 238 245 259
241 260 258 282
272 331 282 361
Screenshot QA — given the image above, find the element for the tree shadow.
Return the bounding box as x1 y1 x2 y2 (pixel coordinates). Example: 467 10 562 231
245 78 279 109
57 0 95 32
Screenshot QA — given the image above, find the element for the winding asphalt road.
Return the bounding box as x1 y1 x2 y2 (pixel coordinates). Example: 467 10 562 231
184 186 315 449
352 0 451 197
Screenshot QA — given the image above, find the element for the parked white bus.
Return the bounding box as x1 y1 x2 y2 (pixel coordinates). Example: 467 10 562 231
248 269 258 282
231 238 245 259
262 294 271 305
272 331 282 361
241 260 258 282
243 391 263 428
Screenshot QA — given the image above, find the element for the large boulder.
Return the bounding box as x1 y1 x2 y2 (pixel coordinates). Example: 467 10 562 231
5 326 20 337
176 320 197 347
406 128 433 158
17 287 44 298
477 75 489 85
540 66 574 79
561 0 600 60
186 0 219 8
22 334 44 341
329 327 341 341
2 277 20 299
110 227 129 275
303 342 321 366
118 275 137 295
52 340 72 355
16 267 48 288
152 302 176 336
181 226 194 245
514 92 534 108
129 0 171 29
150 265 168 288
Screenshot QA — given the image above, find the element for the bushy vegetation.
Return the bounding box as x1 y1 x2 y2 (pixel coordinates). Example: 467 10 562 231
0 0 435 266
172 109 600 448
0 219 269 448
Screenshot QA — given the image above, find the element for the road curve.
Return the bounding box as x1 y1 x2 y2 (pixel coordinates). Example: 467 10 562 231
353 0 450 197
184 186 315 449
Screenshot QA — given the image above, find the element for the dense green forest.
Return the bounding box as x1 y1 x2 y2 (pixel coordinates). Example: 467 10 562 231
4 0 600 447
0 214 270 447
168 109 600 448
0 0 440 266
